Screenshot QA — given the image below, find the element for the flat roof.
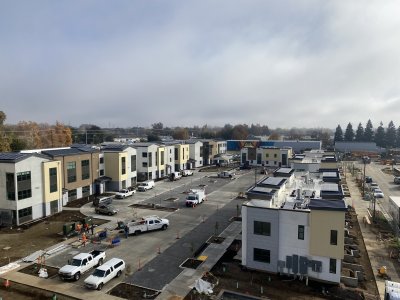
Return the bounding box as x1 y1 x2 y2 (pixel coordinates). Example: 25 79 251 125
321 183 339 192
259 177 286 187
251 187 275 194
322 172 338 178
0 152 30 162
275 168 293 174
245 199 272 208
309 199 347 211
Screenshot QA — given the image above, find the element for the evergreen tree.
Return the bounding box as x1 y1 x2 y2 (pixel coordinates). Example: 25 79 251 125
386 120 396 148
334 125 343 143
396 126 400 148
375 122 386 148
344 123 354 141
364 119 374 142
355 123 364 141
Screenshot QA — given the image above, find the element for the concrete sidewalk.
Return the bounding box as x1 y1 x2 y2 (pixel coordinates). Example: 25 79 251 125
346 174 400 300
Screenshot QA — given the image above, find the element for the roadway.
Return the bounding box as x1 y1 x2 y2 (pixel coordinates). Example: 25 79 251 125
38 169 256 298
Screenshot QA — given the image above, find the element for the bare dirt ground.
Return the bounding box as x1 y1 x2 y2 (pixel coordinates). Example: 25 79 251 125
0 210 107 267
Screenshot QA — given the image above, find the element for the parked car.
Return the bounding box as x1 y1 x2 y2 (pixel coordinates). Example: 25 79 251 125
169 172 182 181
84 258 126 290
374 189 384 198
93 196 113 207
95 204 118 216
365 176 373 183
218 171 235 178
394 177 400 184
137 180 155 191
181 170 193 177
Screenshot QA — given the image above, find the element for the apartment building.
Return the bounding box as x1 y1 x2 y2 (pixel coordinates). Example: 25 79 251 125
241 147 293 168
241 172 346 284
133 143 159 181
101 145 137 191
188 140 203 168
171 143 190 171
0 153 63 226
163 144 176 176
41 147 99 204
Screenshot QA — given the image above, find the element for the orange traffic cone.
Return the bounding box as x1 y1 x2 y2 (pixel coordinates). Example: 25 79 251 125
4 279 10 288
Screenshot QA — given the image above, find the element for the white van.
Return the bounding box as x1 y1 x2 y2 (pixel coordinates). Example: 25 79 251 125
84 258 125 290
137 180 155 192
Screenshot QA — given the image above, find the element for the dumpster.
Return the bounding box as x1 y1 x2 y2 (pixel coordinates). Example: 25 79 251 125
63 222 75 236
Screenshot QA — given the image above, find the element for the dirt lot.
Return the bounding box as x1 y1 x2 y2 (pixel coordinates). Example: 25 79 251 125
0 210 107 267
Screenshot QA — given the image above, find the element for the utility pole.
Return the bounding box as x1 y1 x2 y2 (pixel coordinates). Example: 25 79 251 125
362 158 366 197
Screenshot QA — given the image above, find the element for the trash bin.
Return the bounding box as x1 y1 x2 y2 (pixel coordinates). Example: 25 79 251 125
63 222 75 236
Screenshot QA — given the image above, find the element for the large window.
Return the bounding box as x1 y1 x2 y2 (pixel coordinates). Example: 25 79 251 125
142 152 147 158
81 160 90 180
160 152 164 165
254 221 271 236
18 207 32 223
175 148 178 160
17 171 32 200
257 153 262 164
131 155 136 172
6 173 15 200
298 225 305 240
49 168 58 193
148 153 152 168
329 258 336 274
253 248 270 263
67 161 77 183
68 189 77 201
99 157 104 164
121 157 126 175
330 230 338 245
82 185 90 197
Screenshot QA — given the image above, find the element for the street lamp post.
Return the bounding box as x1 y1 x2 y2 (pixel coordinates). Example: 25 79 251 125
362 158 367 198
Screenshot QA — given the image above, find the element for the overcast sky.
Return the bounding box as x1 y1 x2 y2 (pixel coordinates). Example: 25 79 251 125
1 1 399 129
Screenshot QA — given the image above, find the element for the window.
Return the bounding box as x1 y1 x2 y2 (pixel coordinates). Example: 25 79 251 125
100 169 104 176
18 189 32 199
257 153 262 164
253 248 270 263
67 161 76 183
17 171 31 181
131 155 136 171
142 152 147 158
50 199 58 214
6 173 15 200
16 171 32 200
298 225 305 240
49 168 58 193
330 230 338 245
82 185 90 197
148 153 152 168
18 206 32 223
121 157 126 175
254 221 271 236
329 258 336 273
143 162 148 168
274 154 277 158
174 148 178 160
68 189 77 201
266 153 269 158
160 152 164 165
81 160 90 180
99 157 104 164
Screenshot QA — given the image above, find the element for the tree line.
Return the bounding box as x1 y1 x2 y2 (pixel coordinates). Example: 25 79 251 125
334 119 400 148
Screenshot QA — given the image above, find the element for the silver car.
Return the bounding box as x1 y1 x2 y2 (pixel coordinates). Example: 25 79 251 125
95 204 118 216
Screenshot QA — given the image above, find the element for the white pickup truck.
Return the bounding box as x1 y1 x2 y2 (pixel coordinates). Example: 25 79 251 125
185 189 206 207
84 258 125 290
127 215 169 235
58 250 106 281
115 188 136 199
217 171 235 178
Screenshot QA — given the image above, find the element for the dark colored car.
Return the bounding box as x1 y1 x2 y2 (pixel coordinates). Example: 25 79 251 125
365 176 373 183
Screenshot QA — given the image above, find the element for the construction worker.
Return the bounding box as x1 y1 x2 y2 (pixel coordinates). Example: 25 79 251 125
76 223 82 233
90 223 95 235
82 232 87 247
84 223 89 233
124 225 129 239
